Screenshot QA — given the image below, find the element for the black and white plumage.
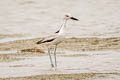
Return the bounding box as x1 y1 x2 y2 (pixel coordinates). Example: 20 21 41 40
36 14 79 68
36 33 57 44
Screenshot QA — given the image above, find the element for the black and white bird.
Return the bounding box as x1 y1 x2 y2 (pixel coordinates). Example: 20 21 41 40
36 14 79 68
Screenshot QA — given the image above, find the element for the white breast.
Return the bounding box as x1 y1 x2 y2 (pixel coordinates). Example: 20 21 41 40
52 20 66 45
52 34 65 45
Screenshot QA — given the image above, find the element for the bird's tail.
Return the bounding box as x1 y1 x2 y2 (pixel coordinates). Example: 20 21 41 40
36 41 42 44
36 39 44 44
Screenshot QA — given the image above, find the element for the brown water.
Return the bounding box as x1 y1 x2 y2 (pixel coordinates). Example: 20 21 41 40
0 0 120 38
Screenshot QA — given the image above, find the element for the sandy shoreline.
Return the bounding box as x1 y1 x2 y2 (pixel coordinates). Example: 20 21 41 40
0 36 120 79
0 37 120 51
1 73 120 80
0 0 120 79
0 50 120 79
0 34 28 39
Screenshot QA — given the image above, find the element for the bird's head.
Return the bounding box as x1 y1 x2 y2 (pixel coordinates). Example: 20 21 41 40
64 13 79 21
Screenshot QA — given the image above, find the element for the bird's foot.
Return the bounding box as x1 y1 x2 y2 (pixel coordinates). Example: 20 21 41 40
54 67 57 71
51 64 54 67
50 67 57 71
50 65 57 71
50 64 54 71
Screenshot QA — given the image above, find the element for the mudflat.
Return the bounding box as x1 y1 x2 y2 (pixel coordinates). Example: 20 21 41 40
0 37 120 80
0 37 120 51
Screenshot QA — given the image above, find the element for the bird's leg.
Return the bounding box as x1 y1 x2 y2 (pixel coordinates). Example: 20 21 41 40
53 45 57 67
48 48 54 68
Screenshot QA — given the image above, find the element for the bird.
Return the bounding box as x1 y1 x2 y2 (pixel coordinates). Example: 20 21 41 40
36 14 79 68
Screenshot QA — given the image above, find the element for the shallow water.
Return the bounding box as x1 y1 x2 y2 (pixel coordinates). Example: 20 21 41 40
0 50 120 78
0 50 17 54
0 36 36 43
0 0 120 38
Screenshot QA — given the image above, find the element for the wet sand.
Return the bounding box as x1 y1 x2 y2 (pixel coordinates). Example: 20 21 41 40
0 37 120 80
1 73 120 80
0 0 120 79
0 34 27 39
0 50 120 79
0 37 120 51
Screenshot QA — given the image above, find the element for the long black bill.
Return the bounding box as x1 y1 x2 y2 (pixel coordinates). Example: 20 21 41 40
71 17 79 21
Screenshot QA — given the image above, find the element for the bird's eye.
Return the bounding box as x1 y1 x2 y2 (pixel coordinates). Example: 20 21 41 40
66 15 69 17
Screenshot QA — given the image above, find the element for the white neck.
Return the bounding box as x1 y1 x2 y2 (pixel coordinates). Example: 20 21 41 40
58 20 67 35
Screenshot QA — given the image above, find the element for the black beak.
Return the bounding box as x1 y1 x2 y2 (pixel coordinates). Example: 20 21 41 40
71 17 79 21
